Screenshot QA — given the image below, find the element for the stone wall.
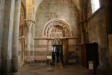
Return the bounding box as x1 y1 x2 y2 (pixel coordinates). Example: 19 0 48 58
20 0 82 62
35 0 79 37
31 0 81 62
88 8 108 65
108 35 112 67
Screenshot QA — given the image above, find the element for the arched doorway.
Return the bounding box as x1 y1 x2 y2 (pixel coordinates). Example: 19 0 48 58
43 19 72 62
43 19 72 38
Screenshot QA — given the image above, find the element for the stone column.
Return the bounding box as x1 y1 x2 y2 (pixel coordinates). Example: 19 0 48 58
1 0 15 74
27 23 32 62
12 0 21 72
0 0 5 72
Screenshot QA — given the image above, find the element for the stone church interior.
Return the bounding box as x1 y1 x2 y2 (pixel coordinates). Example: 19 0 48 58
0 0 112 75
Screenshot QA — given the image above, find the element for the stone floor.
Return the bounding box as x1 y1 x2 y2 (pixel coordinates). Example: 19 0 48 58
17 63 90 75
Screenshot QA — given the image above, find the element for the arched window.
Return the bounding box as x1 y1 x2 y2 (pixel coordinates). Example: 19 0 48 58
91 0 100 13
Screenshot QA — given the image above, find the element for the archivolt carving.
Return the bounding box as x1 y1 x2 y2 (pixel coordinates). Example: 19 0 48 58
43 19 72 38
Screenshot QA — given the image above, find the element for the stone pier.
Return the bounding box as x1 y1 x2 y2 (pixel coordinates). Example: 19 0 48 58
12 0 21 73
0 0 21 74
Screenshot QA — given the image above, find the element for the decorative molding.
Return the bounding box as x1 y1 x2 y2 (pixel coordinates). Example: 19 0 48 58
43 19 72 38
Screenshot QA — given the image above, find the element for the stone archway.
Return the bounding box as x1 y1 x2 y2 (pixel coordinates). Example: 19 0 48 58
43 19 72 38
43 19 72 62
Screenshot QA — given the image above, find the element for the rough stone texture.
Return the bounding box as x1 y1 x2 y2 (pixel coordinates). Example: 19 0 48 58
20 0 81 63
19 0 82 64
88 8 108 66
35 0 79 37
87 8 112 75
0 0 112 75
28 0 81 62
33 0 81 19
86 0 112 74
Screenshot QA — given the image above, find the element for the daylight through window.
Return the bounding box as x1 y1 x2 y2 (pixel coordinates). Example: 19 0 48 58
91 0 100 13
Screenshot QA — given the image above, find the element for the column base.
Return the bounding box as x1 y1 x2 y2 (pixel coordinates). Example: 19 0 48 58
0 59 18 74
11 58 18 73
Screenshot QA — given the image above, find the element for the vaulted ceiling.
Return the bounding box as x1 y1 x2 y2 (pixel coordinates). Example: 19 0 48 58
21 0 81 15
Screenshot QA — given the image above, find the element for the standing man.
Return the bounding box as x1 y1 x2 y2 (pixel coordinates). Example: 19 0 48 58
51 38 64 65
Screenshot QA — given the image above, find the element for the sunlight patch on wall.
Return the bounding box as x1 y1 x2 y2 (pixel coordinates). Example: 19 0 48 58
91 0 100 13
26 0 34 19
